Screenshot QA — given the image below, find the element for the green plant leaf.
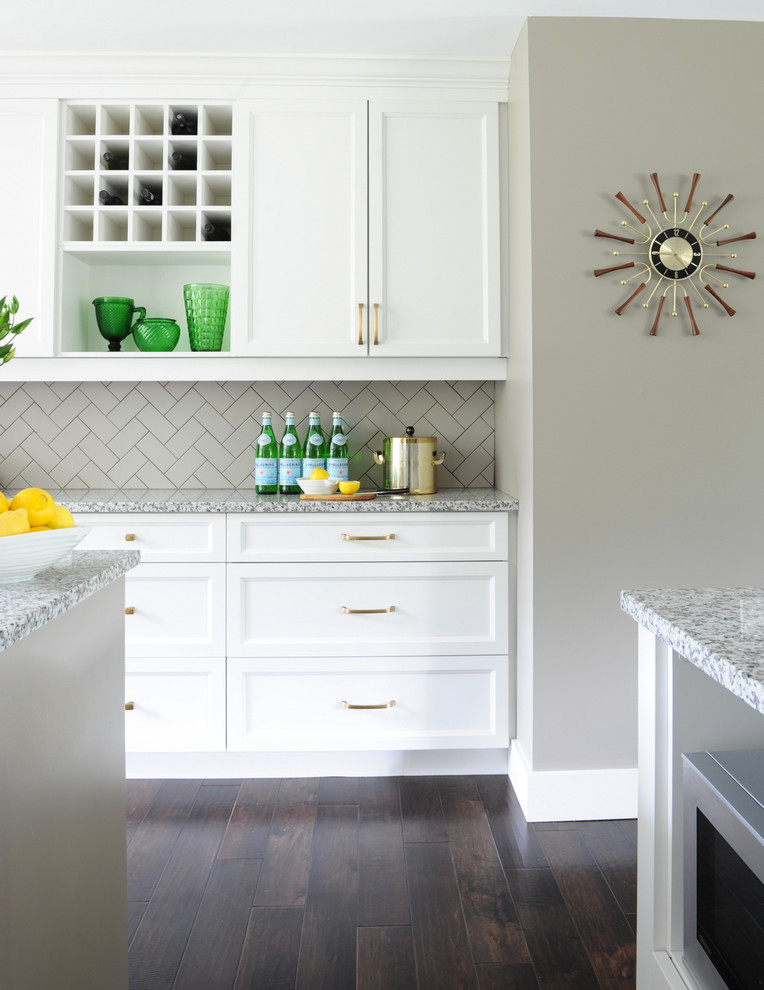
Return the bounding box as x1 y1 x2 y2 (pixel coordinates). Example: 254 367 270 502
11 317 33 334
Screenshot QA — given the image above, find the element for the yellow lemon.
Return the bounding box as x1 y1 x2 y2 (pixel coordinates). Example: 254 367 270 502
30 525 50 532
47 504 75 529
9 488 55 527
0 507 31 537
338 480 361 495
310 468 330 480
0 493 8 513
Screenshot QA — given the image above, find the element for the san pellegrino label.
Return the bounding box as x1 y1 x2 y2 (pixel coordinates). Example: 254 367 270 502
255 411 278 493
327 411 349 480
278 410 302 492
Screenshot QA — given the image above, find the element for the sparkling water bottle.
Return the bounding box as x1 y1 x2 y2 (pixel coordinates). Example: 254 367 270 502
326 411 349 480
302 411 327 476
254 411 278 494
278 410 302 493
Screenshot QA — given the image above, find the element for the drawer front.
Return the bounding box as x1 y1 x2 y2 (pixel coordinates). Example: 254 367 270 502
227 561 507 657
75 513 226 562
227 511 508 562
124 563 226 657
125 658 226 752
227 656 508 751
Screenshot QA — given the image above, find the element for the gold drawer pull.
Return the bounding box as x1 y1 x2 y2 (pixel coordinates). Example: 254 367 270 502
124 533 136 542
341 605 395 614
125 701 135 711
125 606 135 615
358 302 364 345
342 699 396 710
373 302 379 345
341 533 395 541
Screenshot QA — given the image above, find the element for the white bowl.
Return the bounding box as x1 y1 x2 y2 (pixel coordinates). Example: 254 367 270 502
0 525 91 584
296 477 340 496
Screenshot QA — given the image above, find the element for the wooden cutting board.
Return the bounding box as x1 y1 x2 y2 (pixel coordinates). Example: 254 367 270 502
299 492 377 502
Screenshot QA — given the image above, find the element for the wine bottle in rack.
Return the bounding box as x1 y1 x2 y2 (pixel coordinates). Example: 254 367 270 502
202 221 231 242
102 150 128 170
99 190 126 206
170 149 197 171
139 186 163 206
170 111 198 136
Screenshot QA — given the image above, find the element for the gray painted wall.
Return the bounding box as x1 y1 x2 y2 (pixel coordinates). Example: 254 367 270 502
498 16 764 774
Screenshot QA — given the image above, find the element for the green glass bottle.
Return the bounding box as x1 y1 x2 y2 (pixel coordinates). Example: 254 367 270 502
254 411 278 494
326 411 349 481
302 411 327 476
278 410 302 493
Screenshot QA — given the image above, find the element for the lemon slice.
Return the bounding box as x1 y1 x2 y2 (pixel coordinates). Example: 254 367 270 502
338 480 361 495
310 468 330 480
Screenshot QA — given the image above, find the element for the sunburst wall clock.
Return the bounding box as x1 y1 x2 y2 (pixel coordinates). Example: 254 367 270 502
594 173 756 336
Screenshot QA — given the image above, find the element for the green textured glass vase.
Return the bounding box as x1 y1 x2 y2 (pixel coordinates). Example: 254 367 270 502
183 283 229 351
132 317 181 352
92 297 145 351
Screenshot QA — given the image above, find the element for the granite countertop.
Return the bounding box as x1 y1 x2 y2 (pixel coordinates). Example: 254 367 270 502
621 588 764 715
50 487 518 514
0 549 140 653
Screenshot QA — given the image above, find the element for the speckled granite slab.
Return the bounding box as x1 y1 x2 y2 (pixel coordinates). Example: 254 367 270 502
49 488 518 514
0 550 140 653
621 588 764 715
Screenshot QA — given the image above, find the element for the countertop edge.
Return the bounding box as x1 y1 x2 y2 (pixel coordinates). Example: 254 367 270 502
0 549 141 654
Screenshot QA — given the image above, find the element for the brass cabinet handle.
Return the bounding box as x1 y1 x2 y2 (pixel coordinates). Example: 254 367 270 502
358 302 364 345
341 605 395 614
373 302 379 345
125 606 135 615
124 533 136 542
342 699 396 710
341 533 396 541
125 701 135 711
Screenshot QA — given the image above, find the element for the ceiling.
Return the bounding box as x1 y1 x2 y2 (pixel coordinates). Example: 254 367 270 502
9 0 764 56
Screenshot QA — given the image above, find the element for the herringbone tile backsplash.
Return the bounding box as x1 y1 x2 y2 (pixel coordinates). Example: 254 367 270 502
0 381 494 491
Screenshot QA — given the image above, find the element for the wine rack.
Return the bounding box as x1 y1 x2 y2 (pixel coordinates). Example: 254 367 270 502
62 102 233 244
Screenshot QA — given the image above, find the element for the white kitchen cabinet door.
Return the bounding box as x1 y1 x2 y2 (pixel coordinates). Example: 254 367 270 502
0 100 57 356
124 562 226 657
227 655 508 752
125 657 226 752
234 99 367 357
368 100 501 357
227 561 508 658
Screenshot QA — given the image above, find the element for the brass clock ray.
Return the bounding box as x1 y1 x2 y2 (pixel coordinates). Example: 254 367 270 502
594 173 756 336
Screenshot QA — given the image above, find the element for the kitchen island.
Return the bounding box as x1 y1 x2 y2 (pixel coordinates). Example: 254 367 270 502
0 549 139 990
621 588 764 990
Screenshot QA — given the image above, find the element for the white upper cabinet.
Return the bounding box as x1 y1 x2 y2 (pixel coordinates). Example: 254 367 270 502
0 100 58 357
368 101 500 357
235 97 501 359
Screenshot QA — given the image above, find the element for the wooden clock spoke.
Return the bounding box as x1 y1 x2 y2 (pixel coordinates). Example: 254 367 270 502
716 263 756 280
704 284 736 316
594 228 635 244
594 261 635 277
615 191 647 225
716 231 757 246
683 172 701 214
615 281 646 316
703 193 734 227
649 294 667 336
650 172 667 213
683 295 701 336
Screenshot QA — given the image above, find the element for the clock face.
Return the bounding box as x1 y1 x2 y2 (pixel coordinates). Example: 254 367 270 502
594 172 757 336
649 228 702 279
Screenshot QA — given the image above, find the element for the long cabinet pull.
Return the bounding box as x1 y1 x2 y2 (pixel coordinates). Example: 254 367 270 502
342 699 396 710
341 605 395 614
341 533 396 541
373 302 379 345
125 701 135 711
125 606 135 615
358 302 364 345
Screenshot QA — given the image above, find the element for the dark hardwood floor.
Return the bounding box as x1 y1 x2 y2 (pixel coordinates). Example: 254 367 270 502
126 775 637 990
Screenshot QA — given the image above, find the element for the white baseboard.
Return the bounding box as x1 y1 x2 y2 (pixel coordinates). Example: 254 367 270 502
508 740 637 822
126 747 510 779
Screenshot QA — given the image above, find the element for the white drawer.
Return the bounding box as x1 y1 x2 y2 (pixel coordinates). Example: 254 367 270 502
227 561 507 657
124 563 226 657
227 511 508 562
226 656 508 751
75 513 226 562
125 658 226 752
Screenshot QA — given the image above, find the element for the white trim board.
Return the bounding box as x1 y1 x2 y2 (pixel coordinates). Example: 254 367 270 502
509 740 638 822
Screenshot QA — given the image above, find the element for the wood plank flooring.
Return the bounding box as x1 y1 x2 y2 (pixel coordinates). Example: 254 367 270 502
126 775 636 990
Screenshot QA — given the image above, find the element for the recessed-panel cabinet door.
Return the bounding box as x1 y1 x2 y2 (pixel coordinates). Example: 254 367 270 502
0 100 57 356
368 100 500 356
234 99 367 356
